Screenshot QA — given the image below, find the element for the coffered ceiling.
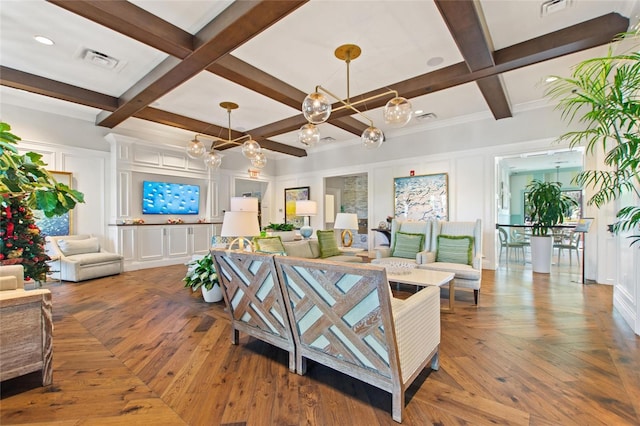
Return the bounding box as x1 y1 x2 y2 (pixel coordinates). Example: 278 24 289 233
0 0 636 160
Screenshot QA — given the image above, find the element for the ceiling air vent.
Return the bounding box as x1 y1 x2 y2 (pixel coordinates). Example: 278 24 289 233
81 49 120 70
415 112 437 121
541 0 571 16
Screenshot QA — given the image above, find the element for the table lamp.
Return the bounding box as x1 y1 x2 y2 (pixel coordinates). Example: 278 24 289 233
230 196 258 212
296 200 317 239
220 210 260 251
334 213 358 247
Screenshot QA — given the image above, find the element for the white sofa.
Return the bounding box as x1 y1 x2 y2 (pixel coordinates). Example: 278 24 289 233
46 235 123 282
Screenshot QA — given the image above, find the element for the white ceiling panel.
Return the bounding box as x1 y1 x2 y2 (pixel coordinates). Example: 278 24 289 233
0 0 636 157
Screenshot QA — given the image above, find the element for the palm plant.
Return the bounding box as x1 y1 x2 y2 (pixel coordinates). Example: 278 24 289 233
545 31 640 246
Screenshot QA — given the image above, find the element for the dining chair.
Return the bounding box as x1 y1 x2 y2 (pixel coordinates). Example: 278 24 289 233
498 227 527 264
555 231 581 266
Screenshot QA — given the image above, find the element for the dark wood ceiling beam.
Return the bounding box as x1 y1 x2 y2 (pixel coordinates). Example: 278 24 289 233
96 1 306 128
317 12 628 122
435 0 511 119
0 66 118 111
0 67 306 157
208 55 368 136
134 108 307 157
476 76 512 119
46 0 193 59
48 0 365 138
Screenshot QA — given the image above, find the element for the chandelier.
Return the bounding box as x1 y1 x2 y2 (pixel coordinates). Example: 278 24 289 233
298 44 413 149
186 102 266 171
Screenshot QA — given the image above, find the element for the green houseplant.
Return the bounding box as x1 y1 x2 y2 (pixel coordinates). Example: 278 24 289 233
1 122 85 281
526 180 577 237
525 180 577 273
545 31 640 246
263 223 294 231
183 253 222 302
263 222 296 242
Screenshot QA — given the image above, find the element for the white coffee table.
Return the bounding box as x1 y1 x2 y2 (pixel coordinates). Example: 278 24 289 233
386 268 456 313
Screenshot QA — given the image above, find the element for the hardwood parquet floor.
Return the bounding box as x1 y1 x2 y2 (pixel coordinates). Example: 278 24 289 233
1 258 639 425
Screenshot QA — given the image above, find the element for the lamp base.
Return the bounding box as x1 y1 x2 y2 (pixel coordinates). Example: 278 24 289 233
341 229 353 247
227 237 254 252
300 225 313 239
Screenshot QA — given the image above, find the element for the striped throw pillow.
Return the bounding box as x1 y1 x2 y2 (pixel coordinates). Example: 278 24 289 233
317 230 342 258
391 232 424 259
436 235 474 265
253 236 286 254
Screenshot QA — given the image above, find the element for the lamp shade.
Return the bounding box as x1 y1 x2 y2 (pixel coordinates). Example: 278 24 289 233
230 197 258 212
220 211 260 238
295 200 317 216
334 213 358 230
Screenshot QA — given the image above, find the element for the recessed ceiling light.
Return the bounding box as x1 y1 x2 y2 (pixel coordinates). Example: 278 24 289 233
545 76 558 83
34 35 54 46
414 110 424 115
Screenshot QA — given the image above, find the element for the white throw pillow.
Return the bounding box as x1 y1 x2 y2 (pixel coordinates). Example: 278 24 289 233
58 237 100 256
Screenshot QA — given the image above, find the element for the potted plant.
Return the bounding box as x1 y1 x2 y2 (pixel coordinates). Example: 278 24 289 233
525 180 577 273
183 253 223 302
545 31 640 246
263 222 296 241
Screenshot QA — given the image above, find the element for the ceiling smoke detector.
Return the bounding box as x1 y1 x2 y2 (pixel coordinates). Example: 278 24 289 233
320 136 336 142
541 0 571 16
81 49 121 70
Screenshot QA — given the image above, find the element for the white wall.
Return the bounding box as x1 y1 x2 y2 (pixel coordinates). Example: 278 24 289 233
4 100 637 335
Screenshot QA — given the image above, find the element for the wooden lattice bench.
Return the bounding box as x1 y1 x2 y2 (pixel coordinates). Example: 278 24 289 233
211 250 441 423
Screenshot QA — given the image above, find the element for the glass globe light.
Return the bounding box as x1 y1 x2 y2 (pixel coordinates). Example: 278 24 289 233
251 151 267 169
361 126 384 149
302 92 331 124
241 139 261 159
186 138 206 158
298 123 320 147
203 150 222 169
383 97 412 127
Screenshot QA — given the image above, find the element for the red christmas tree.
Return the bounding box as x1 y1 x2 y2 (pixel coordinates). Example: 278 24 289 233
0 195 50 281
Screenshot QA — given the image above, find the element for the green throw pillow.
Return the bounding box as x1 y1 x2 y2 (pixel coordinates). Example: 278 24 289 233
316 230 341 258
436 235 474 265
253 236 286 254
392 232 424 259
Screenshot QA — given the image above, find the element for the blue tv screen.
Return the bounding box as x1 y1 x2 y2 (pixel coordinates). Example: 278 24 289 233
142 181 200 215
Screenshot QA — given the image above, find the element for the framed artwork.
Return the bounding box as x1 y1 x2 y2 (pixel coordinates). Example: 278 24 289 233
284 186 310 228
34 171 73 236
394 173 448 221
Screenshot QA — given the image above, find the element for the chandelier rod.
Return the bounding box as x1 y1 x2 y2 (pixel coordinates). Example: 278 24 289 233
313 85 401 127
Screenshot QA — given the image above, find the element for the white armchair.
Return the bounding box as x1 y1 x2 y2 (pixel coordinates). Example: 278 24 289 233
46 235 123 282
418 219 483 305
372 219 431 266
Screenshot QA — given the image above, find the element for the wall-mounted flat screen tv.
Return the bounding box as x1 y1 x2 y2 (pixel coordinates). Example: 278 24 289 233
142 181 200 215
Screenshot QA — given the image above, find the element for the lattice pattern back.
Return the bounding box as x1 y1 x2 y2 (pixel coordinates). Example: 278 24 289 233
276 259 393 377
213 251 290 337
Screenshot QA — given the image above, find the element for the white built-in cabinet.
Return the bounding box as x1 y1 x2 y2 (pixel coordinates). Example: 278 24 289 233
110 223 217 271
